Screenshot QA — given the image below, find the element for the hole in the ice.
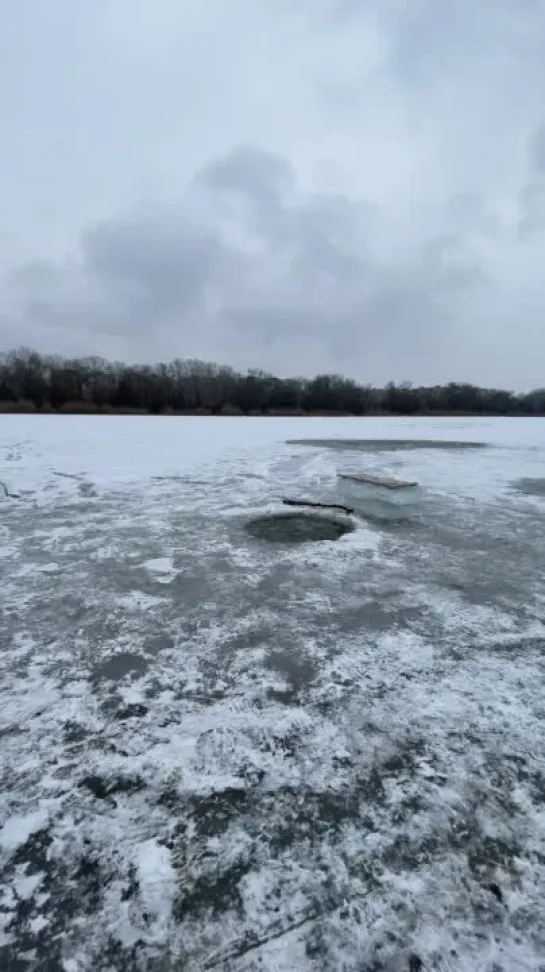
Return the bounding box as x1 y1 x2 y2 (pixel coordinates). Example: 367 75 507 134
244 512 354 544
287 438 487 451
511 477 545 498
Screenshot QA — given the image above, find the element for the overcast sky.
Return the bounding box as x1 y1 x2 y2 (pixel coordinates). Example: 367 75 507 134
1 0 544 388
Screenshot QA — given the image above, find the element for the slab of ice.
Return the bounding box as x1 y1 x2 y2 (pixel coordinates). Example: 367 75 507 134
1 414 545 970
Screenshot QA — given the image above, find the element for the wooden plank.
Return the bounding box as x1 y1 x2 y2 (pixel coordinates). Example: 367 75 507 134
338 473 417 490
282 498 354 515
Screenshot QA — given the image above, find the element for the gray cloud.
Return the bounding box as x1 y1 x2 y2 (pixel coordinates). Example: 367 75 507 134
529 125 545 176
518 125 545 240
1 146 487 383
1 0 545 388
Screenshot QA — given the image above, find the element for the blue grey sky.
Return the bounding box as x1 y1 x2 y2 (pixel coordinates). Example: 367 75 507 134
1 0 544 388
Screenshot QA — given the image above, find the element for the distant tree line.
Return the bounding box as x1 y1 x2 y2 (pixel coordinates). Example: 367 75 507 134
0 348 544 416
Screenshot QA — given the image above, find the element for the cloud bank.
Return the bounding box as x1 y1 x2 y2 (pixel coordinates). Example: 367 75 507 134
1 0 545 388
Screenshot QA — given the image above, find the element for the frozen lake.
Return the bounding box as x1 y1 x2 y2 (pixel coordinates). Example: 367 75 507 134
1 415 545 971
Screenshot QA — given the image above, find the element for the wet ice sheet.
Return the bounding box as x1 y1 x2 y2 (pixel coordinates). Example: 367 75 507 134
1 415 545 971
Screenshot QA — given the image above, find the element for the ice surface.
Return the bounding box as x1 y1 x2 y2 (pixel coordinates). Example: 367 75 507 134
1 415 545 971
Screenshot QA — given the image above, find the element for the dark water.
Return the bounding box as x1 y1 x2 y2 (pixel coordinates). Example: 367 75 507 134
287 438 488 451
244 511 355 544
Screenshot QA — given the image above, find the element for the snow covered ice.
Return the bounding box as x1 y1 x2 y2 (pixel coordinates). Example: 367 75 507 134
1 414 545 971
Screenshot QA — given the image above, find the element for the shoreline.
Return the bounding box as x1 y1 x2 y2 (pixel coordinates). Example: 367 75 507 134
0 404 541 418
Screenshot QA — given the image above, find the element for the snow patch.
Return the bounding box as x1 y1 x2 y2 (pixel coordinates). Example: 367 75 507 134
0 808 49 853
137 839 176 941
